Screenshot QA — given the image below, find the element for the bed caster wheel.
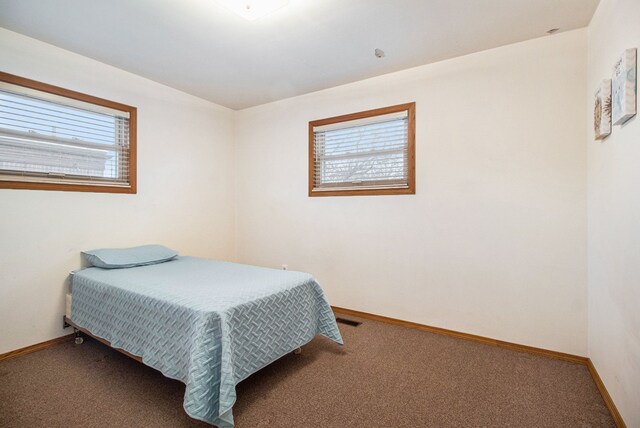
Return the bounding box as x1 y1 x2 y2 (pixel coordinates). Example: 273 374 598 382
74 329 84 345
293 347 302 355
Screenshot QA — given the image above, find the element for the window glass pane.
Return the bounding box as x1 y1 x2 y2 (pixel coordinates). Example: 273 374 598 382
319 118 407 184
0 89 128 182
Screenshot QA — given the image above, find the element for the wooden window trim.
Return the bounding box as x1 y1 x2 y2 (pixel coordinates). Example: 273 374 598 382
308 102 415 197
0 72 137 194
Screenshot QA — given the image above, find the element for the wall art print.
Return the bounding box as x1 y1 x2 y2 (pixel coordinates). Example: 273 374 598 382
611 48 637 126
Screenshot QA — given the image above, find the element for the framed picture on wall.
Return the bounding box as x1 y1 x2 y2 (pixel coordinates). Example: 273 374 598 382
594 79 612 140
611 48 637 126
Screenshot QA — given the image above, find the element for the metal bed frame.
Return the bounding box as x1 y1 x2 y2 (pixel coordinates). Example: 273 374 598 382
63 315 302 362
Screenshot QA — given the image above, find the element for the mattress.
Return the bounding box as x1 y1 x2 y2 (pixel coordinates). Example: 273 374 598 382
70 256 342 427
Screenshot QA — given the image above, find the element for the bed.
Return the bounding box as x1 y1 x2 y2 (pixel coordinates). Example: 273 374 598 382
66 252 343 427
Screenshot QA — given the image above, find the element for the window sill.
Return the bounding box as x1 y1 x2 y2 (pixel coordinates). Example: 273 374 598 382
309 187 415 197
0 180 136 194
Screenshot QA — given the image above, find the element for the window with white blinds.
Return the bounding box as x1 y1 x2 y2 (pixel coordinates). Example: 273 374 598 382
309 102 415 196
0 72 136 193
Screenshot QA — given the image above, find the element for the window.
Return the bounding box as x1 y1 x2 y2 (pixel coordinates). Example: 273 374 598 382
309 102 415 197
0 72 136 193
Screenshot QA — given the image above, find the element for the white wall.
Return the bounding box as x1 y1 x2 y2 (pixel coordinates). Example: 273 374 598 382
587 0 640 426
235 30 588 355
0 29 236 354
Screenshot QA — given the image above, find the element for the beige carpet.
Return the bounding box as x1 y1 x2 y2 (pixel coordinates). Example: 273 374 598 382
0 315 614 427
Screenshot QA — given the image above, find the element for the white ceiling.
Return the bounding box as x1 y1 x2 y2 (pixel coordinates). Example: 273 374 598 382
0 0 599 110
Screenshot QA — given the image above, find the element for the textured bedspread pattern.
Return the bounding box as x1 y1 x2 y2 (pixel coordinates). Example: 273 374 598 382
70 257 343 427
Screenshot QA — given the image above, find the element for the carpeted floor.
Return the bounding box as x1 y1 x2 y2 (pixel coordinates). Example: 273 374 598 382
0 315 614 427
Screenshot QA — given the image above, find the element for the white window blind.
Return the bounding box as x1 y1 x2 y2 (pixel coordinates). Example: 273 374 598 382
311 109 411 192
0 81 132 189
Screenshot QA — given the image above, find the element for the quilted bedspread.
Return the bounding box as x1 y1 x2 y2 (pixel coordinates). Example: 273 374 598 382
70 257 343 427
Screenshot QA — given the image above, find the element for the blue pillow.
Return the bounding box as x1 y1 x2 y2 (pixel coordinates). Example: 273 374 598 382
82 245 178 269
